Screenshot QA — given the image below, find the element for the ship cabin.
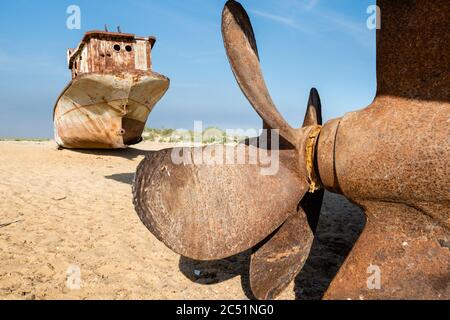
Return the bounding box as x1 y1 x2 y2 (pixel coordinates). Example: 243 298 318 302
67 31 156 79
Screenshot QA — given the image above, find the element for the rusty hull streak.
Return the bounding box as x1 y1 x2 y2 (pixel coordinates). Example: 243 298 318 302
133 0 449 300
54 31 169 149
54 71 169 149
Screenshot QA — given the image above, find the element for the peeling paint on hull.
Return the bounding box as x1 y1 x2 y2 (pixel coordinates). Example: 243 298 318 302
54 72 169 149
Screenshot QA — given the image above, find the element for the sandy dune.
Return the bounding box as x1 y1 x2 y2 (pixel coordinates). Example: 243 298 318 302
0 141 365 300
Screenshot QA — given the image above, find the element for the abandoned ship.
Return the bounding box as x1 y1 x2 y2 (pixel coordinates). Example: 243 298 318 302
53 30 170 149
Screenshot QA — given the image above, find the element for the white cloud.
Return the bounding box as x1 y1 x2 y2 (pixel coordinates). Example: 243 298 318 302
300 0 320 11
251 1 374 48
250 10 309 33
280 0 320 12
314 9 374 48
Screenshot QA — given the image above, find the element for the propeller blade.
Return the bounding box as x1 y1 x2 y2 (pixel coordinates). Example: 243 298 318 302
250 208 314 300
249 88 325 300
133 143 309 261
302 87 325 230
303 88 323 127
222 0 298 146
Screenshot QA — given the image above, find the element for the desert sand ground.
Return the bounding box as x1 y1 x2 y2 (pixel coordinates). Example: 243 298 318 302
0 141 365 300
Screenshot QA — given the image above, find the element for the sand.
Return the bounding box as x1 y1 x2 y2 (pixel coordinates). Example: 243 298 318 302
0 141 365 300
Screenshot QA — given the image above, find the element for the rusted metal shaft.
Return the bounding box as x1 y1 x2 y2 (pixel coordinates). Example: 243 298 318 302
315 0 450 299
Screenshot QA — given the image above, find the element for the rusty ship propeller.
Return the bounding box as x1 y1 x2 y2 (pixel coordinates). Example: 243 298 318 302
222 1 326 299
134 0 449 300
133 0 325 299
249 89 325 300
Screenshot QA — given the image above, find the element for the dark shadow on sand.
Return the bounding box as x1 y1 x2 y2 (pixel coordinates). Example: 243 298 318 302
63 147 156 161
179 250 257 299
105 173 135 185
294 192 366 300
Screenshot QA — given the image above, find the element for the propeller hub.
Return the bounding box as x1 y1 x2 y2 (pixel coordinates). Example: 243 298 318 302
316 118 342 194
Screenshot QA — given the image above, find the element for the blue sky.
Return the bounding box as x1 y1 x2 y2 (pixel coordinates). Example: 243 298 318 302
0 0 376 138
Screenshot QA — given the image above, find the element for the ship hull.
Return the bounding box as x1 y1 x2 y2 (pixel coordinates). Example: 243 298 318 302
54 72 169 149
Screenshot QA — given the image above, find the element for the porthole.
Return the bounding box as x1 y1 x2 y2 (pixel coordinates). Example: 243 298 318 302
125 45 132 52
113 44 121 52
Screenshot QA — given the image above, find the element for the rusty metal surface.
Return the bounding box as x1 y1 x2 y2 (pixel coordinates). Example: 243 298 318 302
323 202 450 300
299 89 325 233
133 0 449 299
55 31 169 149
248 89 325 300
320 0 450 299
133 141 310 261
221 0 300 146
54 71 169 149
133 0 316 261
68 31 156 73
376 1 449 101
250 208 314 300
320 97 450 299
316 119 341 195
